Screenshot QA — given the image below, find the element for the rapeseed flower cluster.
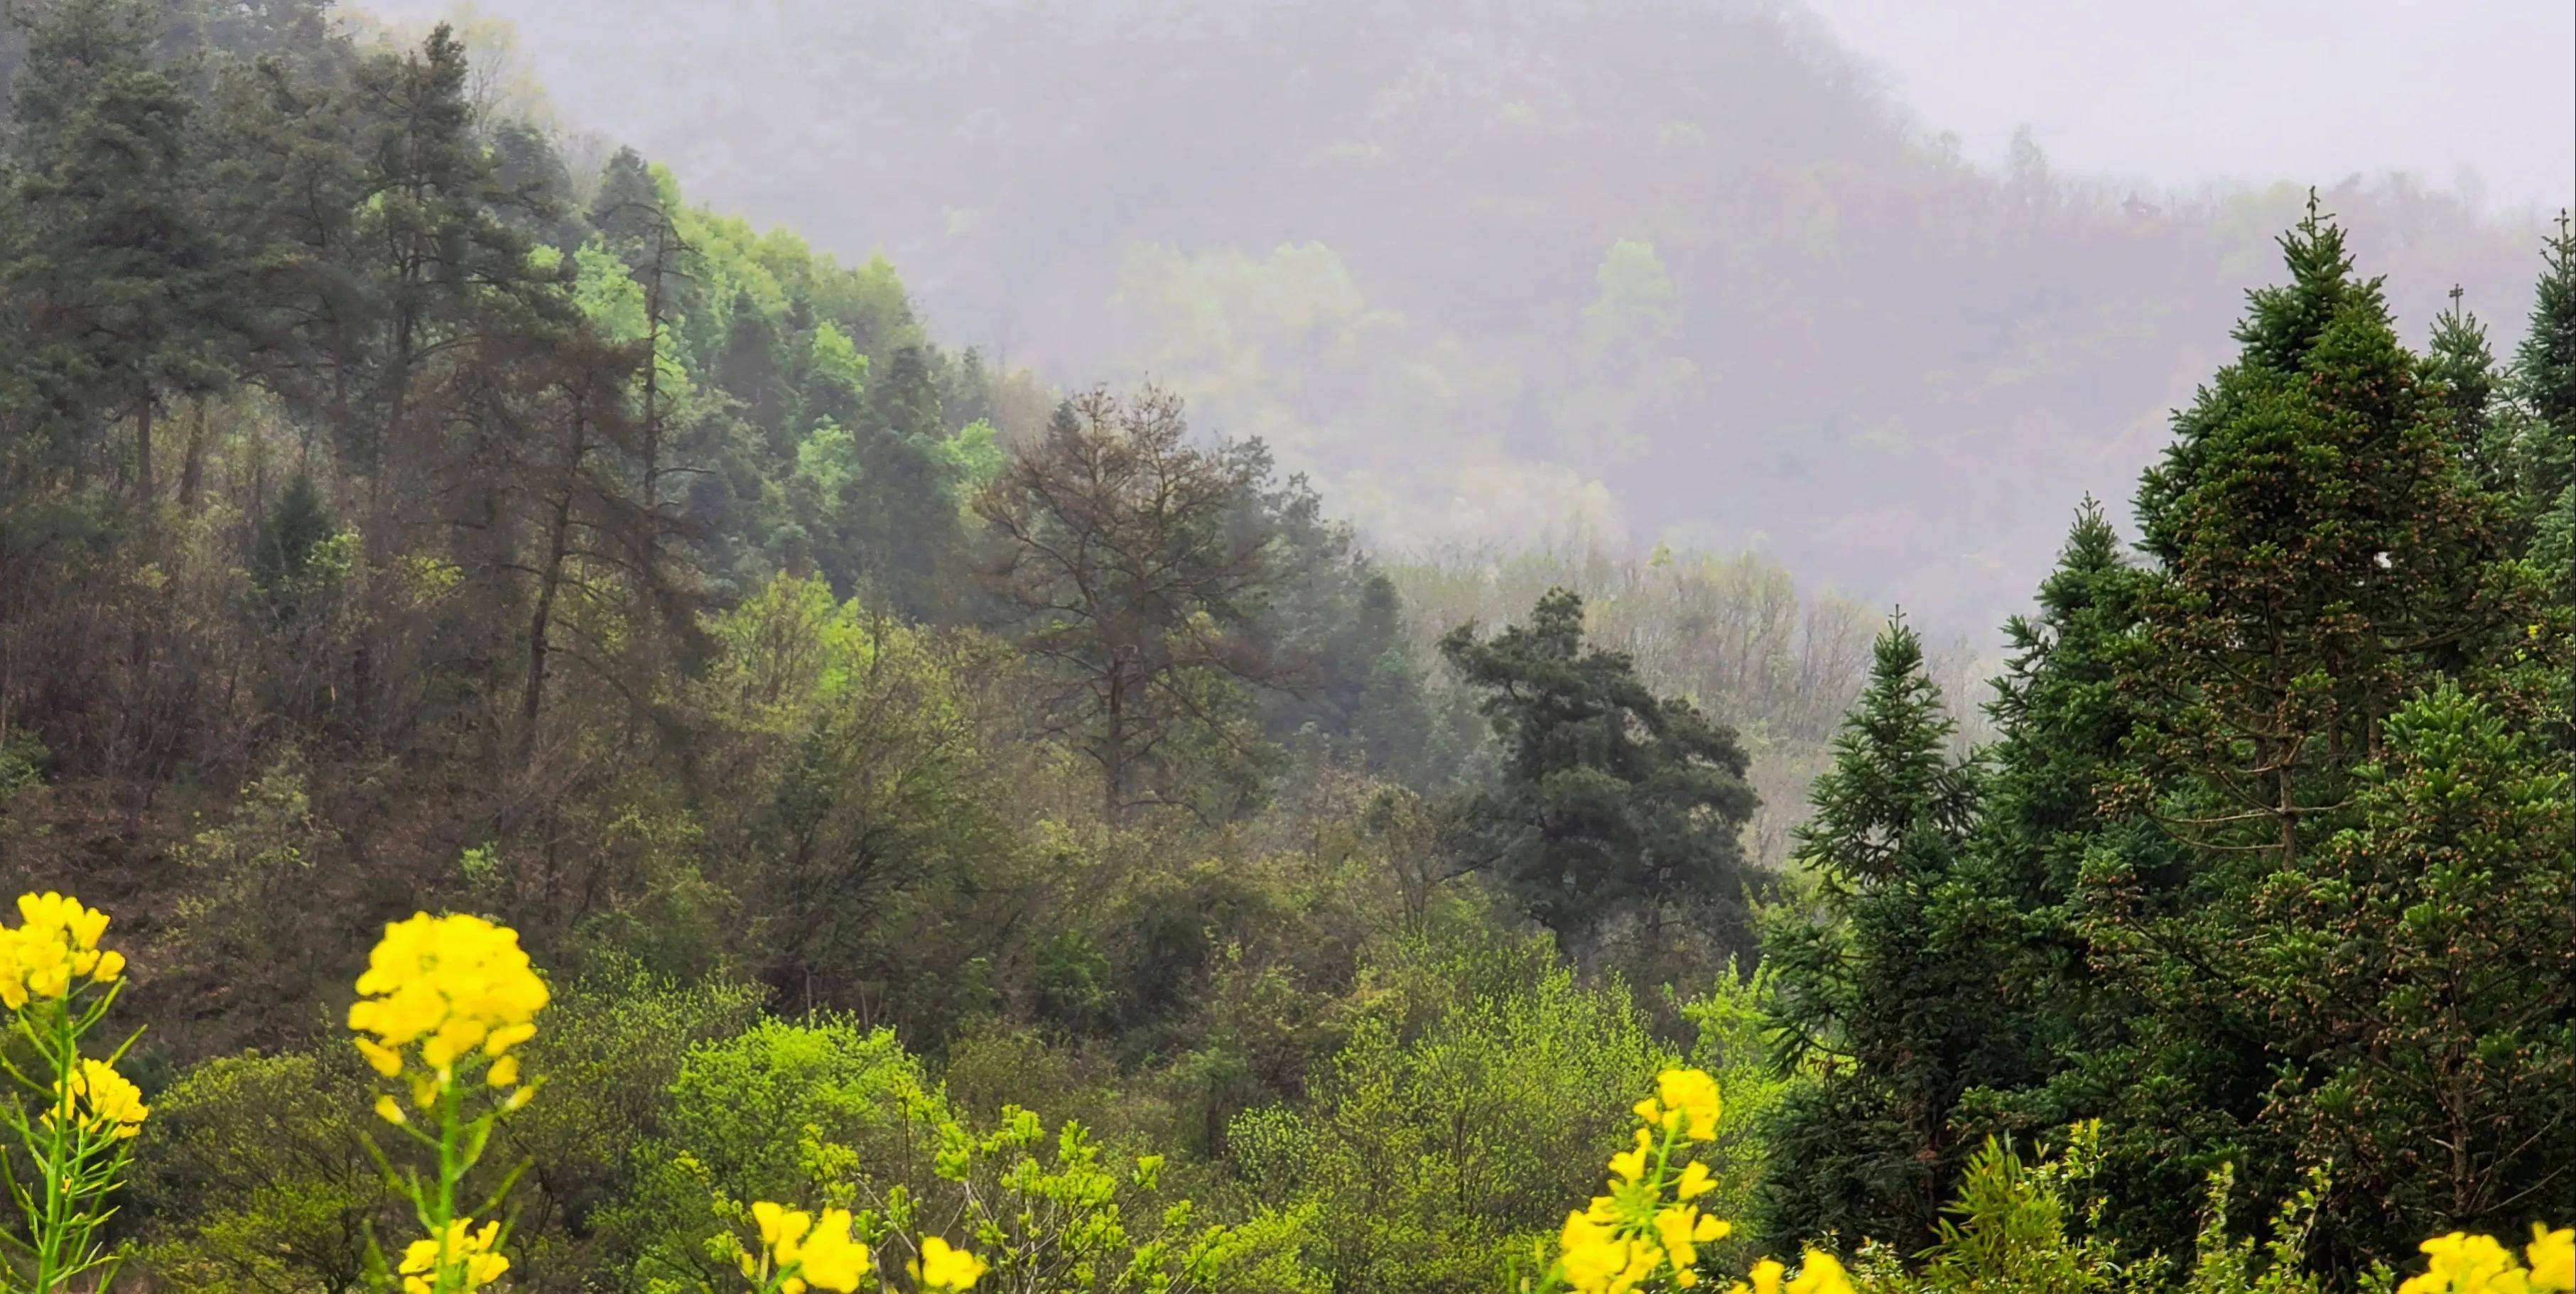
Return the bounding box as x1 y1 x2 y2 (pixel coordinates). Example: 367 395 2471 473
0 891 140 1292
398 1218 511 1294
0 891 124 1008
1726 1254 1853 1294
53 1056 148 1139
913 1235 990 1292
350 910 548 1294
741 1200 872 1293
729 1199 987 1294
1545 1067 1850 1294
2398 1227 2574 1294
348 911 548 1114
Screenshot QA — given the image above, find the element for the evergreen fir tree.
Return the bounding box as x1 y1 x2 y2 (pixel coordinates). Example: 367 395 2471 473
2248 681 2573 1261
1944 501 2172 1138
2127 195 2506 865
2512 212 2575 575
718 288 792 453
253 469 337 599
588 145 664 254
1757 616 1981 1251
2091 200 2540 1266
2423 286 2511 492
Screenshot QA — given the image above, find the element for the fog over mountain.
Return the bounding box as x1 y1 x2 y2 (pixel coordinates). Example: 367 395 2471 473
359 0 2572 635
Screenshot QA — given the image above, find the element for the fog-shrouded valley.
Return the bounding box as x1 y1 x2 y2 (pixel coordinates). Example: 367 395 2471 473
349 0 2570 636
0 2 2567 1293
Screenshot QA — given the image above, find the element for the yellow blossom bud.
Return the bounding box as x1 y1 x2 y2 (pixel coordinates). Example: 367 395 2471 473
1786 1251 1851 1294
357 1038 404 1078
2530 1225 2572 1290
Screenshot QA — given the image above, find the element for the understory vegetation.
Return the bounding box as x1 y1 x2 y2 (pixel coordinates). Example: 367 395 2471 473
0 2 2567 1292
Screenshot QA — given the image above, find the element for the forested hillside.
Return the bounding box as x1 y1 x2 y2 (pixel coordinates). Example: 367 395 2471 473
0 2 2567 1293
338 0 2555 634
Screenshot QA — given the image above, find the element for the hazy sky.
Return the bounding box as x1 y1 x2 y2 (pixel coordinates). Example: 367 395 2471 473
1804 0 2573 215
363 0 2576 212
360 0 2575 219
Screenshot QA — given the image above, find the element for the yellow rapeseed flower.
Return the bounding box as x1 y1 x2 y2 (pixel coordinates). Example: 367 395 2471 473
50 1058 148 1139
914 1236 988 1292
0 892 124 1008
1607 1127 1655 1184
19 892 109 952
1653 1068 1723 1142
347 912 547 1096
755 1200 812 1249
785 1208 869 1293
399 1218 509 1294
2531 1227 2573 1292
1726 1257 1785 1294
1785 1250 1852 1294
357 1038 404 1078
1556 1068 1741 1294
1653 1205 1729 1284
2401 1233 2525 1294
1561 1209 1643 1294
1721 1253 1853 1294
745 1200 873 1294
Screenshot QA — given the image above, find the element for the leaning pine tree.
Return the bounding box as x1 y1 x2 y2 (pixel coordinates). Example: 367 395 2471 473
1439 587 1763 959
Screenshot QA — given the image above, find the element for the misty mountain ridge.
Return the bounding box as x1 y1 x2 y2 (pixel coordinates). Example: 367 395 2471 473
360 0 2553 640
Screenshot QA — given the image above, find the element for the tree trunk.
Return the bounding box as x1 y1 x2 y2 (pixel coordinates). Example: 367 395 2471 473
521 411 589 768
178 398 210 510
133 398 156 508
353 312 419 746
1103 667 1127 823
521 494 571 766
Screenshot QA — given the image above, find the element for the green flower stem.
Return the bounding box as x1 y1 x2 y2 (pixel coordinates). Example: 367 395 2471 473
434 1077 463 1294
32 1003 75 1293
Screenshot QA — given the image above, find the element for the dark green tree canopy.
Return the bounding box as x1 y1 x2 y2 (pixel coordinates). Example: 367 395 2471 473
1440 587 1760 951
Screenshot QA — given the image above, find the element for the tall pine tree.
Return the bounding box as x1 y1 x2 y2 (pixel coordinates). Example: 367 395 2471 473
2 0 222 501
1758 616 1983 1251
2087 199 2545 1267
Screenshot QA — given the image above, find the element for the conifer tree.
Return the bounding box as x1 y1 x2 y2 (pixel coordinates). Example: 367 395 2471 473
3 0 221 500
718 288 791 451
1757 616 1980 1251
2248 682 2573 1261
2424 286 2510 492
975 388 1289 820
2085 200 2552 1265
1944 501 2175 1142
2513 212 2575 573
2126 196 2506 865
335 25 569 739
1440 587 1760 954
846 344 965 619
199 46 366 420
